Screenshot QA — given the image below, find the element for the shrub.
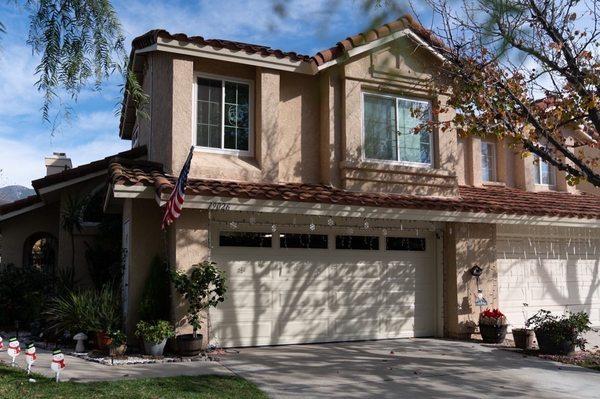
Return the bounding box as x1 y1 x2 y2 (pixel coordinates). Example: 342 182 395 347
171 261 227 338
135 320 174 344
138 256 171 322
526 310 592 350
0 264 46 329
479 309 508 326
44 284 121 334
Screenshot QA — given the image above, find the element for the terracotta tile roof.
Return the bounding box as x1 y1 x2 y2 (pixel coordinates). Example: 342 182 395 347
312 15 445 66
32 146 147 192
0 195 42 216
131 30 312 63
109 160 600 220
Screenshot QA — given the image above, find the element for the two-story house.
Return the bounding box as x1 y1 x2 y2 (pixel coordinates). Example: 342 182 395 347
2 15 600 347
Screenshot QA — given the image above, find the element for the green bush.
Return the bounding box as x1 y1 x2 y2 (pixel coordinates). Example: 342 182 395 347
526 309 592 350
0 264 46 329
44 284 121 334
138 256 171 322
135 320 174 343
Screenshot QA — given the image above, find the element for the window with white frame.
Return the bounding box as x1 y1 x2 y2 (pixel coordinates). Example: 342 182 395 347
481 141 497 182
195 76 251 153
534 155 556 186
363 93 433 166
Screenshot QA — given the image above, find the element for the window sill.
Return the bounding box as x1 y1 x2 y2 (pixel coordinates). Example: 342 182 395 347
193 146 253 158
482 181 505 187
342 159 455 178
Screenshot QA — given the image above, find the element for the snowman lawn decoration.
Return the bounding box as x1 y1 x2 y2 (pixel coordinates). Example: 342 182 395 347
50 349 66 382
25 343 37 374
7 337 20 366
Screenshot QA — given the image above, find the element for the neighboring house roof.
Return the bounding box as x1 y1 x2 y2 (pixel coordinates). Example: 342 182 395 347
109 159 600 220
32 146 147 195
0 195 42 217
120 14 442 139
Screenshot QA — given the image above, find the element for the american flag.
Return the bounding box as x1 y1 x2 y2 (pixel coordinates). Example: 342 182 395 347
161 146 194 230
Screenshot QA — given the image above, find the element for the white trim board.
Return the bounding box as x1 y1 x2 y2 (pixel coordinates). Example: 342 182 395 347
37 170 106 196
0 202 45 221
112 184 600 228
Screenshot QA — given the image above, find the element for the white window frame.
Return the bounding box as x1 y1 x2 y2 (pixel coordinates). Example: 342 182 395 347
361 92 434 168
192 72 254 157
480 140 497 182
534 155 556 187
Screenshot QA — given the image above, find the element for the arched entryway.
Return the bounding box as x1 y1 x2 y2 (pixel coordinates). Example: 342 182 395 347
22 232 57 275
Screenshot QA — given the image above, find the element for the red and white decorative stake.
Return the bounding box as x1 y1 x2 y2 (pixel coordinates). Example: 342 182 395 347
0 336 4 350
50 349 66 382
7 338 20 366
25 343 36 374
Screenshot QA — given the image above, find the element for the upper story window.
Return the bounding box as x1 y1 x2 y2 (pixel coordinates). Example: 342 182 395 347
194 74 252 155
481 141 497 182
363 93 432 166
534 155 556 186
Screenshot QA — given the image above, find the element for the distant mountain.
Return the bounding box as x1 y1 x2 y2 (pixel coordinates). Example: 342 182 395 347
0 185 35 204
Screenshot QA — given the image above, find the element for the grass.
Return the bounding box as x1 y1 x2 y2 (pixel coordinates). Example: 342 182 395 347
0 364 267 399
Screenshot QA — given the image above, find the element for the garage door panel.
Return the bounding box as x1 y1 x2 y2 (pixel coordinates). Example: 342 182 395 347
498 228 600 328
211 229 438 346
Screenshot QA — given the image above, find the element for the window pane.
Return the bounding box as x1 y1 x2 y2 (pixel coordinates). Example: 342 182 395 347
364 95 397 161
335 235 379 250
219 232 272 247
225 81 237 103
481 142 496 182
237 104 249 128
280 233 328 249
197 124 209 147
534 156 542 184
237 128 249 151
225 104 237 127
208 125 221 148
398 99 431 164
386 237 426 251
224 127 236 149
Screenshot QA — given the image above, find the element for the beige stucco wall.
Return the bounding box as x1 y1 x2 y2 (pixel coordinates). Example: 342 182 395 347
0 202 60 267
339 37 459 196
123 198 165 335
443 222 498 337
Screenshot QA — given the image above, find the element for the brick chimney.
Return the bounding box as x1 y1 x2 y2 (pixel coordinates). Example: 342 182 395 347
45 152 72 176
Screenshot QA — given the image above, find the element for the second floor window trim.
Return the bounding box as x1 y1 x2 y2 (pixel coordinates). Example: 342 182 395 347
481 140 497 182
534 154 556 187
192 72 254 156
362 92 433 167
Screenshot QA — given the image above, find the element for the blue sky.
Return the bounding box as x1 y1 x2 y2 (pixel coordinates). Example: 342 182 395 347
0 0 433 188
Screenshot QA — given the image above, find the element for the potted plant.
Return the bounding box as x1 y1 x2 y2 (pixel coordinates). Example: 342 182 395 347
171 261 227 356
458 320 477 340
479 308 508 344
108 329 127 357
526 310 591 355
135 320 174 356
512 302 535 350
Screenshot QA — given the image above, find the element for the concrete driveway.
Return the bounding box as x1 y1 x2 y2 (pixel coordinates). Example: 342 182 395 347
220 338 600 399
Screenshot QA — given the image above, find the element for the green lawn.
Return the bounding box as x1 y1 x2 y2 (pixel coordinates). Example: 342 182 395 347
0 364 267 399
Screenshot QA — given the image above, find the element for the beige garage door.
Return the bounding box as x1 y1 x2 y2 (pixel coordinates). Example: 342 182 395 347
497 225 600 328
209 228 437 347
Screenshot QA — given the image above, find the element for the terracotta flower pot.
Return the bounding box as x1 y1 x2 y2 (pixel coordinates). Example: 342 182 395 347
479 324 508 344
512 328 535 350
95 331 113 349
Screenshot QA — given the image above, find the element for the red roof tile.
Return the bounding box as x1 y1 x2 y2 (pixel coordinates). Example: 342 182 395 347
32 146 147 192
109 160 600 220
131 30 312 63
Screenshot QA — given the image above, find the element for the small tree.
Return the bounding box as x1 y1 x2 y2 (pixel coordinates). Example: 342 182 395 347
60 195 88 270
170 261 227 339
